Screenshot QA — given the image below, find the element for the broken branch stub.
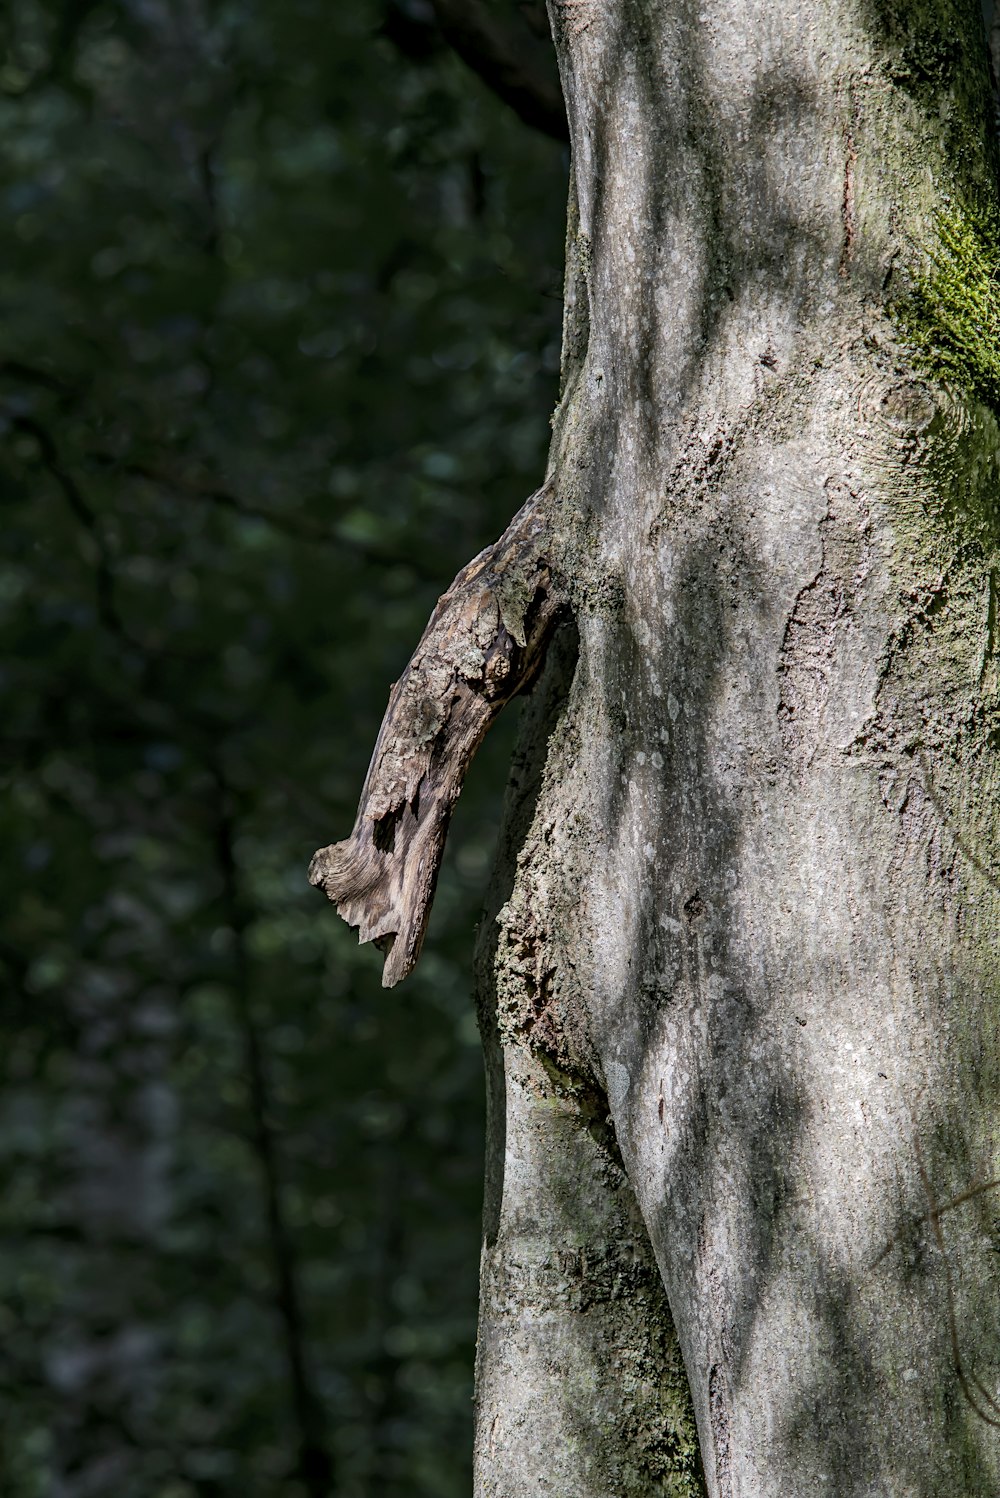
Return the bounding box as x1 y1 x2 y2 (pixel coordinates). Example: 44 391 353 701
309 486 564 987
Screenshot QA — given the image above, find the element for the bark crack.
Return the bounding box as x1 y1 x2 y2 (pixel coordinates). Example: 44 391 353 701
839 125 858 275
708 1363 733 1498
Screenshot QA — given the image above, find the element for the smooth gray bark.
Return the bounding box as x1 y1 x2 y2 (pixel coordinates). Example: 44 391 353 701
317 0 1000 1489
472 0 1000 1493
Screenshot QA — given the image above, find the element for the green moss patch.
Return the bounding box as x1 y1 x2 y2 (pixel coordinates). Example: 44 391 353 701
901 196 1000 416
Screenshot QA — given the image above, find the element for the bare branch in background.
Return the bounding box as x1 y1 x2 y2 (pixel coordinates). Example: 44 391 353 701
382 0 567 142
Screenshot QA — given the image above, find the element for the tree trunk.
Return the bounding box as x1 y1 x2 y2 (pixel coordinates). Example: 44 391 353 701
474 0 1000 1491
316 0 1000 1491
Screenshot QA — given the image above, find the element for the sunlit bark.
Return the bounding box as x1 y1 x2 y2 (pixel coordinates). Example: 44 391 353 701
320 0 1000 1490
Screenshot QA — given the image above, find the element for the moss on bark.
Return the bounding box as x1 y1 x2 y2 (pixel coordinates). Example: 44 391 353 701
901 197 1000 415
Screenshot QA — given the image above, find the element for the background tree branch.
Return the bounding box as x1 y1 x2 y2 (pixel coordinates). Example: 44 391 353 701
382 0 568 141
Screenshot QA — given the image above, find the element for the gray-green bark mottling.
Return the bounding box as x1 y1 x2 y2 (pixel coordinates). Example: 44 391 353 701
474 0 1000 1493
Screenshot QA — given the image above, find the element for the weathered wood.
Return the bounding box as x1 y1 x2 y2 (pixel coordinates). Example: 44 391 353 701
309 485 563 987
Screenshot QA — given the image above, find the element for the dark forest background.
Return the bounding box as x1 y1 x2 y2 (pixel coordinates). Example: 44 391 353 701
0 2 565 1493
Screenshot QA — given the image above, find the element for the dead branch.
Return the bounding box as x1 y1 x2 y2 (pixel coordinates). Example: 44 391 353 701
309 484 564 986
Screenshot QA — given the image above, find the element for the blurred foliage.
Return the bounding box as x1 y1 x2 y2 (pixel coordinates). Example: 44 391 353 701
0 1 565 1493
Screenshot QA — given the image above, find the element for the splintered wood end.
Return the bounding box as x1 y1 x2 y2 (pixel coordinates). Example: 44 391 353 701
310 485 563 986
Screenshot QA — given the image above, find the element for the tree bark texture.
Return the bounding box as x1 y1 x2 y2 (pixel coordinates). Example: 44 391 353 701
316 0 1000 1492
